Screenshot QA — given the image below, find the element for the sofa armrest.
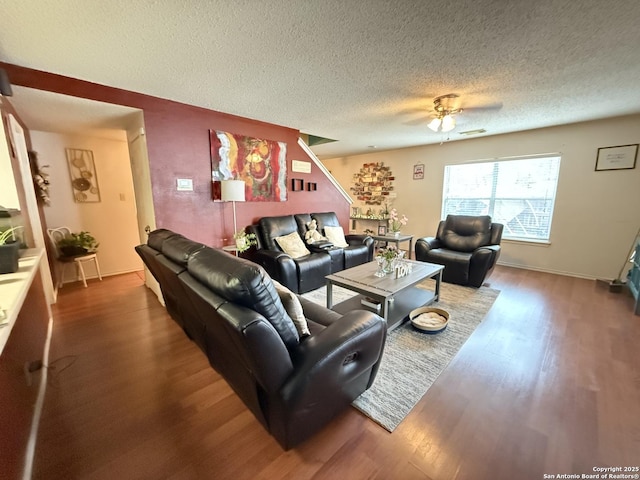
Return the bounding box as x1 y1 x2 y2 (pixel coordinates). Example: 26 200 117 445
415 236 442 260
468 245 501 287
345 233 368 245
298 295 343 327
248 249 298 292
283 310 386 400
345 234 374 260
308 241 334 253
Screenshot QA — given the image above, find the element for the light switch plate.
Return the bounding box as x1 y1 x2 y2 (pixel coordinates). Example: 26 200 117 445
176 178 193 191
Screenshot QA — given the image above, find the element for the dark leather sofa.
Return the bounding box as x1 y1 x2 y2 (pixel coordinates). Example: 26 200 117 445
246 212 374 294
136 229 386 449
415 215 503 287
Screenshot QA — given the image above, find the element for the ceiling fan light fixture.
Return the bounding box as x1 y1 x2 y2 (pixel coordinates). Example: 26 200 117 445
441 114 456 132
427 93 461 133
427 118 442 132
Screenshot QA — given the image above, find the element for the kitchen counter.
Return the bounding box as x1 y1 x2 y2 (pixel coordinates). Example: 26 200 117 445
0 248 46 355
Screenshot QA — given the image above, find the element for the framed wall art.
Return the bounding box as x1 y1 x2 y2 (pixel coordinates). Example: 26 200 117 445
66 148 101 202
595 144 638 171
210 130 287 202
413 163 424 180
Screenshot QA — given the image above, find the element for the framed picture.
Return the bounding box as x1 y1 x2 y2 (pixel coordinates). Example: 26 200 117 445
377 225 387 235
595 144 638 171
413 163 424 180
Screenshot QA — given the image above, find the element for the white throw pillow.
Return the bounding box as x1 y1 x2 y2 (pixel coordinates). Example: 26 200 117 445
274 231 310 258
324 226 349 248
272 280 310 336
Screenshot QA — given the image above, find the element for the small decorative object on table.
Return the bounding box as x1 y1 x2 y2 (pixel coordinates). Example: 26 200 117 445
388 208 408 236
409 306 449 334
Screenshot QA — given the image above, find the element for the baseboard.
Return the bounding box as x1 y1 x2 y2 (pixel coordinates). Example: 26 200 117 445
496 261 600 281
60 268 142 285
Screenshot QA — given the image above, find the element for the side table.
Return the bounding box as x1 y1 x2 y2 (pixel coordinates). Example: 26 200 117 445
369 233 414 259
222 245 239 257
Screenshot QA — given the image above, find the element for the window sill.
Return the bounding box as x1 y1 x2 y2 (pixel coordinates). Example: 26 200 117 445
502 238 551 247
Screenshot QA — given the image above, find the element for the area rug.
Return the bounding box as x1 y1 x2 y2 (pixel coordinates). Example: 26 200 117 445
301 279 499 432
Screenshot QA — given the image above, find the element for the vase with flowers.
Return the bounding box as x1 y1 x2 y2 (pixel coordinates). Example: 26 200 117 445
388 208 408 236
375 244 405 277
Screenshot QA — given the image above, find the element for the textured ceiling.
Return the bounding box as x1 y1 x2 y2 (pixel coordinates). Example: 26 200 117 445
2 0 640 158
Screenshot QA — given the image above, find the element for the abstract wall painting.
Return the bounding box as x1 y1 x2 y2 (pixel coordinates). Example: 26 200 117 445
210 130 287 202
66 148 101 202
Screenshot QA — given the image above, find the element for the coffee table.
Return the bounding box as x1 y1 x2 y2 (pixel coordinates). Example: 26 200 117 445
325 260 444 330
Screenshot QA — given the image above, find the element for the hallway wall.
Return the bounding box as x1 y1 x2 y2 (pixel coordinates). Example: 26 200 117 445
30 130 141 282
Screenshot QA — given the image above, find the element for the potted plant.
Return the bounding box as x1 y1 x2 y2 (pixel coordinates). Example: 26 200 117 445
0 226 23 274
57 231 99 257
233 230 257 253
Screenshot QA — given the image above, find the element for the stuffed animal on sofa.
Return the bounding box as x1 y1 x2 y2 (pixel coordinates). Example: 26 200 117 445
304 219 328 245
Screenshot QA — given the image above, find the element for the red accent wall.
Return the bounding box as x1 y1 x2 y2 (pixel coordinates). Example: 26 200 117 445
1 62 350 246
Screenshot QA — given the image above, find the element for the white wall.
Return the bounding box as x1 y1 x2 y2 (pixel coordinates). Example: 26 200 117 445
0 115 20 209
323 114 640 280
30 130 142 282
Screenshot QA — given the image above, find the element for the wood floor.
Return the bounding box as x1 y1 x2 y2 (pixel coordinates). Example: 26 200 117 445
32 266 640 480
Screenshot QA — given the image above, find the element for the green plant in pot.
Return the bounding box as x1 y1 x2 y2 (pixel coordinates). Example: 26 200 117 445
0 226 24 274
233 230 257 253
57 231 99 257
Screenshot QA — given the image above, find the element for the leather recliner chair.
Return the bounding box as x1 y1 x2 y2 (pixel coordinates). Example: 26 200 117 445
415 215 503 287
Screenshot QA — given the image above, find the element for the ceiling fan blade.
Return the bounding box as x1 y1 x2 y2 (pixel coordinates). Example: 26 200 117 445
403 116 431 126
462 102 503 112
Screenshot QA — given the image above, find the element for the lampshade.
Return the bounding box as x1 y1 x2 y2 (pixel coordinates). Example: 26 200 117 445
221 180 246 202
427 118 442 132
441 114 456 132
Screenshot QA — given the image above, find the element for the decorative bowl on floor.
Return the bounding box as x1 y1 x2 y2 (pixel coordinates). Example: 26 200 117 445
409 306 449 334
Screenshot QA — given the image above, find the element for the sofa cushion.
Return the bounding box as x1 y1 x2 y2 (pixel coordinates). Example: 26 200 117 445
324 226 349 248
440 215 492 252
272 280 310 337
187 247 300 350
162 235 206 266
259 215 298 251
147 228 179 251
275 231 310 258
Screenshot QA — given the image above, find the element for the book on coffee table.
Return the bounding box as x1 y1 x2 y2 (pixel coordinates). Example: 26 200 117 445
361 297 381 311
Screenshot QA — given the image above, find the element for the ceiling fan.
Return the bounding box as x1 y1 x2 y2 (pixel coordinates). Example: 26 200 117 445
427 93 462 133
401 93 503 133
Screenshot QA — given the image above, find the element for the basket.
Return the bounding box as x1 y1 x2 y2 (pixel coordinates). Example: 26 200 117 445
409 306 449 334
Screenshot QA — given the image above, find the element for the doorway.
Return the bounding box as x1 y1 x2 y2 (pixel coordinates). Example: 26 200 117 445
8 86 157 301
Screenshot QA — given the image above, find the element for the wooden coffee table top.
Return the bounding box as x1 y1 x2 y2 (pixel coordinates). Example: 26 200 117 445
326 259 442 297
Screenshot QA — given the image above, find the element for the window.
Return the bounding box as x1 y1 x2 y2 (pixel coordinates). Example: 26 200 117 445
442 155 561 241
